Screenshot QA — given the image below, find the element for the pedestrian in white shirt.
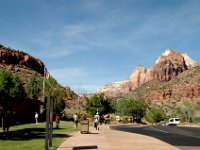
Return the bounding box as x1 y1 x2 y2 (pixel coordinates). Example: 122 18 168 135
94 112 100 130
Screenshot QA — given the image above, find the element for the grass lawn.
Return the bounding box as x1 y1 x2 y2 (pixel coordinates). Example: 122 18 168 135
0 121 78 150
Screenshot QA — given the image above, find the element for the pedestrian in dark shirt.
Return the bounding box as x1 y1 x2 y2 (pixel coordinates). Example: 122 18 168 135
3 111 11 137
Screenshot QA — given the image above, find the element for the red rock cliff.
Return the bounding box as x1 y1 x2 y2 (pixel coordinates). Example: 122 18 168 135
148 49 188 82
0 46 45 74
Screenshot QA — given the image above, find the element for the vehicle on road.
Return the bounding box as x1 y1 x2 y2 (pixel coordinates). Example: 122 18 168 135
167 117 180 126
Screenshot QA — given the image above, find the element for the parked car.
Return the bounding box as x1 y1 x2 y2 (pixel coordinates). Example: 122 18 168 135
167 117 180 126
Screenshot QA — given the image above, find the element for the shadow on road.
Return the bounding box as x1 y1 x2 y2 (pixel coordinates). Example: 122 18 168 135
73 145 98 150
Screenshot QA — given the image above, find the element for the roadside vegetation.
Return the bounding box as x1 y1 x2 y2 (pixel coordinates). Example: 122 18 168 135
116 97 147 123
175 101 200 124
145 106 166 124
85 93 200 125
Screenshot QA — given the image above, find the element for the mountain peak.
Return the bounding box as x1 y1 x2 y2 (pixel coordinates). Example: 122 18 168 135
163 48 175 56
156 48 175 64
156 48 198 68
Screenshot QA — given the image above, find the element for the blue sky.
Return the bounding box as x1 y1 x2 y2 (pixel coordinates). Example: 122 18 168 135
0 0 200 93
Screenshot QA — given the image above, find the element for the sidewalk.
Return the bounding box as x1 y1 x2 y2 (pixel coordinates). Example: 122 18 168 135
56 124 180 150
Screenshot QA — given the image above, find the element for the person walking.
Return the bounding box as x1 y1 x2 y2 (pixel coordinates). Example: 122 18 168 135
55 114 60 128
35 112 39 124
73 113 79 129
94 112 100 130
3 111 11 137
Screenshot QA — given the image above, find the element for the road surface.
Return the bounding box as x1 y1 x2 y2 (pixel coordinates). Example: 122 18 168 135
111 124 200 150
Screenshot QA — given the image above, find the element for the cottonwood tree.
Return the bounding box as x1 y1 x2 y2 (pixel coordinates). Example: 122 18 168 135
51 87 66 115
0 70 26 112
85 93 112 116
176 101 199 123
26 75 42 99
117 97 147 123
44 77 66 114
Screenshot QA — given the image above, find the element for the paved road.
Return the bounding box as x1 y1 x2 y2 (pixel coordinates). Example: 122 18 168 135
111 125 200 150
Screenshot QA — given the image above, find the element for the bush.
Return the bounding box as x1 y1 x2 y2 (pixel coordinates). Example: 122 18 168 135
145 106 166 123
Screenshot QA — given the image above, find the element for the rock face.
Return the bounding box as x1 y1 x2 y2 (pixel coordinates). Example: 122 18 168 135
150 48 188 82
97 48 199 105
97 80 132 97
0 46 45 74
157 48 198 69
129 65 149 87
97 65 150 96
138 66 200 110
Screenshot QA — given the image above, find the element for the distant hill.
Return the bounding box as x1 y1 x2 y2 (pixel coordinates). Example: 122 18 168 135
97 48 200 110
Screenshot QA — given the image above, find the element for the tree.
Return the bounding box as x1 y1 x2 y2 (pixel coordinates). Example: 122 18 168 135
51 87 66 114
0 70 26 111
0 70 13 111
85 93 112 116
25 75 58 99
117 97 147 122
145 106 166 124
26 75 42 99
10 74 26 100
176 101 199 123
44 76 66 114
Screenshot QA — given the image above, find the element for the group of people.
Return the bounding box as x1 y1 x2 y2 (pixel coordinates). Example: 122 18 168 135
73 112 100 130
35 112 60 128
34 111 102 130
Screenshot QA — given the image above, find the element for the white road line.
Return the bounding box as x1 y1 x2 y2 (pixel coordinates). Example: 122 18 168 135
149 127 169 133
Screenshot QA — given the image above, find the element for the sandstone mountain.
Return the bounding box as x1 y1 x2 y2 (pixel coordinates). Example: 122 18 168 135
97 48 199 109
137 66 200 110
0 45 78 105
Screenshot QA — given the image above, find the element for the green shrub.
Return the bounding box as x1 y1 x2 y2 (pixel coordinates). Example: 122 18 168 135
145 106 166 123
